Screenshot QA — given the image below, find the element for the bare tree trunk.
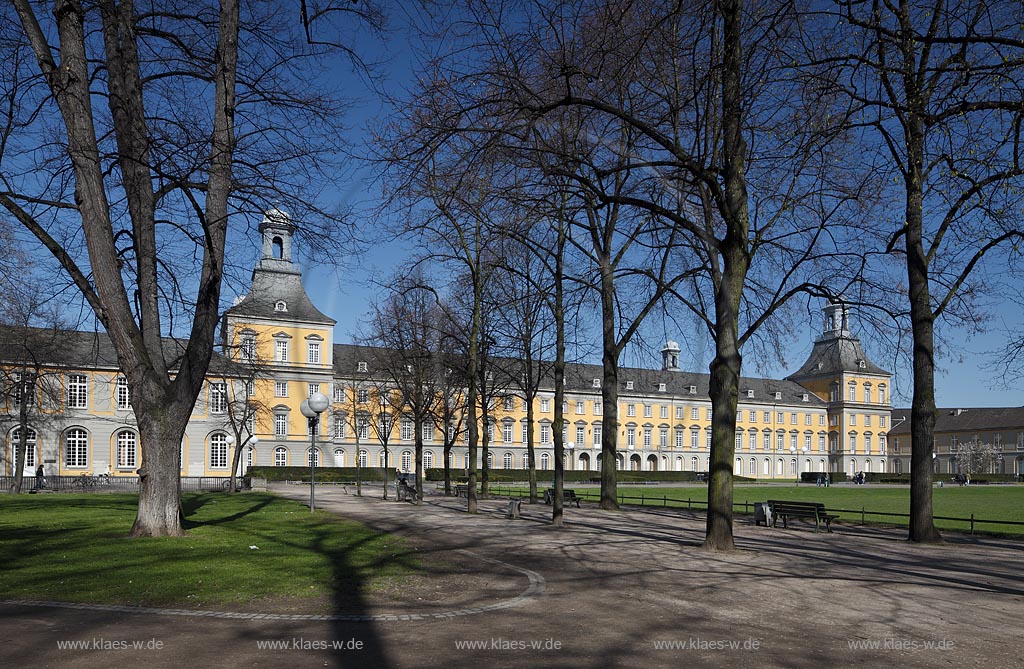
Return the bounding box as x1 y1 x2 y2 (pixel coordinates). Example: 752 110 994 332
130 399 187 536
599 257 619 510
526 399 537 504
906 133 942 543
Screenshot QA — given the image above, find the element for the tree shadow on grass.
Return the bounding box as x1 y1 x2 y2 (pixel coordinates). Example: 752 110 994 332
181 493 275 530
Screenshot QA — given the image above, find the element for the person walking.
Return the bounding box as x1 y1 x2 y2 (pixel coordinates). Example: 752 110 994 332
34 463 45 489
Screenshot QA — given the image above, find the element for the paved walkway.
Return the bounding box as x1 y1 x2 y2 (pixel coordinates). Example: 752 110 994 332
3 485 1023 668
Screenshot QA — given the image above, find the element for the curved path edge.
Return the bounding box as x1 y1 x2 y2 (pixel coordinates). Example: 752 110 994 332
0 549 545 623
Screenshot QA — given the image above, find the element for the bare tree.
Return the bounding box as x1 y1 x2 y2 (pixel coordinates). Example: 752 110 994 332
1 0 382 535
209 340 272 493
834 0 1024 543
366 277 446 503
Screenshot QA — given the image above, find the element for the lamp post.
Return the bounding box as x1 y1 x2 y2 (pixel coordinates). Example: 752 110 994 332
301 392 330 512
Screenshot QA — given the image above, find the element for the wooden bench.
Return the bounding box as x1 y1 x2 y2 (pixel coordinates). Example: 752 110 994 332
454 484 469 497
543 488 581 508
767 500 838 533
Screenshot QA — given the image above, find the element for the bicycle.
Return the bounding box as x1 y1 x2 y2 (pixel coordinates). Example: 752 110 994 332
73 474 97 490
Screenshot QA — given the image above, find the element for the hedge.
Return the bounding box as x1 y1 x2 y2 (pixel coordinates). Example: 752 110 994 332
249 466 390 483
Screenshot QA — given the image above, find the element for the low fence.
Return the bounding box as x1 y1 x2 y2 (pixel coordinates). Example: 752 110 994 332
1 475 249 493
487 486 1024 535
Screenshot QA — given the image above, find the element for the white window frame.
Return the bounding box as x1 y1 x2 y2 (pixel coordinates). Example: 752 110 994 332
67 374 89 409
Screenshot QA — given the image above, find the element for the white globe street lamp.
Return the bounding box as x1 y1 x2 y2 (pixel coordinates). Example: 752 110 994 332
301 392 330 512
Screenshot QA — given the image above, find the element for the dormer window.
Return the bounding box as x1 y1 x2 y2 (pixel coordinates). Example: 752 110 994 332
689 385 697 394
592 378 601 388
357 361 367 372
274 300 287 312
802 393 809 402
858 360 866 369
658 383 667 392
746 389 754 398
626 381 634 390
774 391 782 400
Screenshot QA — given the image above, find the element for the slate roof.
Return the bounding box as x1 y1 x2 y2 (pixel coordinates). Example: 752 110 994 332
0 326 234 374
888 407 1024 435
226 267 335 326
788 334 889 380
332 343 826 406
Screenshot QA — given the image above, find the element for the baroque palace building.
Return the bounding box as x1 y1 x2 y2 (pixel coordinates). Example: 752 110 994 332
4 211 918 480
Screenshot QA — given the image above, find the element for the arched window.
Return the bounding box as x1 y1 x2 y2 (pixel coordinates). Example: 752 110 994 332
210 433 228 468
748 458 756 475
307 447 320 467
116 430 138 469
540 452 550 469
763 458 771 476
423 451 434 469
274 446 288 467
401 450 412 472
502 452 513 469
64 428 89 468
245 446 255 470
272 236 284 259
486 452 494 468
10 427 37 470
334 448 345 467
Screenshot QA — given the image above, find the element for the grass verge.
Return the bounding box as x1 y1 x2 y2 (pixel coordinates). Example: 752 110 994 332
0 492 420 610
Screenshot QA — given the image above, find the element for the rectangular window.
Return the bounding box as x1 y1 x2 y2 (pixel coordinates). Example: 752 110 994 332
210 438 228 468
307 342 321 364
541 399 550 412
749 432 757 450
643 427 652 448
776 433 784 451
275 340 289 362
849 414 856 426
879 387 887 404
676 406 685 419
333 384 344 402
627 404 636 417
748 410 756 423
626 427 636 448
763 411 770 423
541 424 551 444
115 376 130 410
505 396 516 411
422 422 434 441
706 408 712 420
706 430 713 448
358 421 370 440
504 423 514 443
790 413 797 424
594 402 602 415
864 415 872 427
308 383 320 397
401 417 413 441
818 435 826 452
660 405 668 419
735 432 742 449
691 407 699 420
690 430 698 449
804 435 812 451
848 385 856 401
865 434 873 452
275 381 288 397
763 434 771 451
576 401 585 415
819 415 825 426
804 414 811 425
334 417 346 438
522 423 528 443
210 382 227 414
593 424 602 446
246 380 255 397
67 374 89 409
576 426 586 446
776 412 784 423
659 428 668 448
357 388 369 404
677 429 686 449
643 405 652 418
274 414 288 437
879 416 887 428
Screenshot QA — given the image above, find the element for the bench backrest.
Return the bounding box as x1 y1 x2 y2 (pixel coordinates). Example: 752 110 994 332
768 500 827 513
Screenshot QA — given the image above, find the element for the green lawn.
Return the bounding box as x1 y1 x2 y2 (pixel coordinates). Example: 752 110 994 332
492 483 1024 534
0 493 419 609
